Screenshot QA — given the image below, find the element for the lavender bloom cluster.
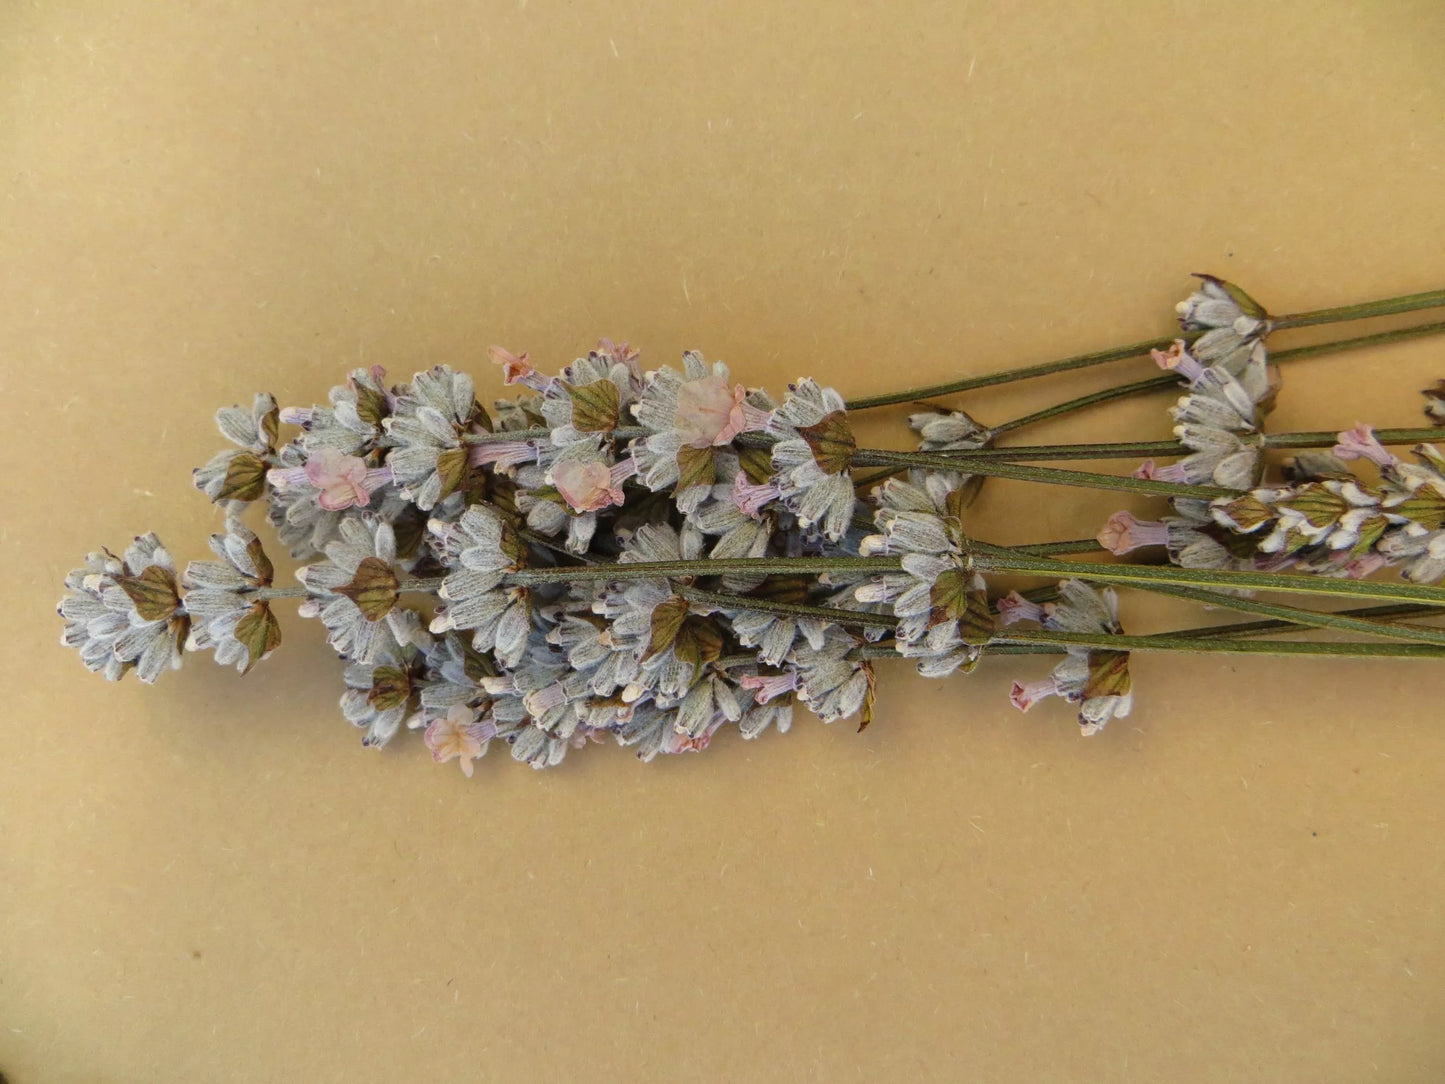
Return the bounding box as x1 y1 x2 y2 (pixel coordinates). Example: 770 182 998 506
60 334 1137 773
61 273 1444 774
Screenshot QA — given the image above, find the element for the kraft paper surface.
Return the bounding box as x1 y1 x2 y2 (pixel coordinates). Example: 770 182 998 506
4 3 1444 1080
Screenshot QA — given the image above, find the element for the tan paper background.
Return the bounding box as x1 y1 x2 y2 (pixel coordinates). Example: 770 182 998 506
5 2 1445 1080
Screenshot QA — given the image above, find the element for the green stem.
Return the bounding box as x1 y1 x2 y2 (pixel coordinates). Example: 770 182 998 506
678 586 898 630
1163 603 1440 641
970 552 1445 608
1117 582 1445 647
991 320 1445 436
843 289 1445 412
923 427 1445 465
1008 539 1107 558
507 556 903 586
1269 287 1445 331
851 447 1234 499
990 629 1445 659
464 426 646 444
253 575 446 603
843 333 1191 411
250 585 311 601
968 539 1445 645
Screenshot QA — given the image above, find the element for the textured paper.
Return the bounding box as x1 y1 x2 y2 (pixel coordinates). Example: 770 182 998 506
5 2 1445 1080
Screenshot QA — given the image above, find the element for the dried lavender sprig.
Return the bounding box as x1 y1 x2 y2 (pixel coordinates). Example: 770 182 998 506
845 287 1445 411
991 321 1445 436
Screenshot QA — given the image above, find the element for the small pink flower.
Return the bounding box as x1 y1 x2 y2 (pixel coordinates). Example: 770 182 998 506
1332 423 1396 469
731 471 782 518
551 459 632 513
1097 510 1168 556
1343 554 1389 579
661 718 724 755
424 704 495 778
468 439 538 474
489 345 549 391
594 338 640 366
675 375 748 449
738 671 799 704
1151 340 1206 383
996 591 1045 626
1132 459 1189 483
304 447 391 511
1009 679 1061 713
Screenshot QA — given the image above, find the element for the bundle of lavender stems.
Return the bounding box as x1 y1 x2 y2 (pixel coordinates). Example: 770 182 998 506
58 276 1445 774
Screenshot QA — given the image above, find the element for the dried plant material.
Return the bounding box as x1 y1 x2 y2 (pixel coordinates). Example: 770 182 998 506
54 280 1445 773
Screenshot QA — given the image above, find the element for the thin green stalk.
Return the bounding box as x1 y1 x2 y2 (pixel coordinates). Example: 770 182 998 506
251 575 447 603
991 320 1445 436
250 585 312 601
507 556 903 586
1121 583 1445 647
1269 287 1445 331
967 539 1445 644
1007 539 1107 558
851 448 1234 499
464 426 647 444
1163 603 1439 641
843 289 1445 412
990 629 1445 659
843 333 1191 411
678 586 898 630
924 426 1444 464
970 551 1445 609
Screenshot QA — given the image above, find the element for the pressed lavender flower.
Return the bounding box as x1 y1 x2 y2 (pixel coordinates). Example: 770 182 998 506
728 601 828 666
548 446 633 514
1006 580 1132 735
58 533 187 684
1424 381 1445 426
266 446 392 512
546 612 640 697
193 393 279 505
383 365 484 510
538 341 646 446
731 470 784 518
489 345 551 392
297 516 418 663
1175 274 1269 368
855 471 992 675
340 630 427 748
1332 423 1397 469
424 702 496 777
428 505 532 665
590 524 722 701
631 350 771 513
909 408 990 452
1141 340 1275 490
282 365 397 455
735 672 796 739
767 379 857 541
688 475 775 560
181 518 281 673
791 629 870 723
